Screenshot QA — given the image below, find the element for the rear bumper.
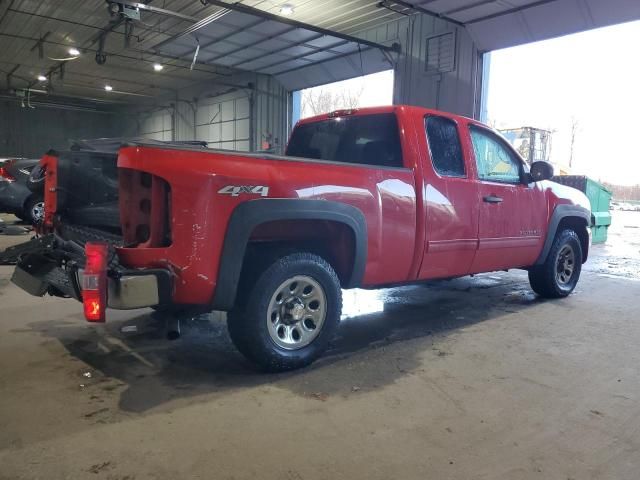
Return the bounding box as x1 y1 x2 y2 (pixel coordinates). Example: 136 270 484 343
6 236 173 310
107 269 173 309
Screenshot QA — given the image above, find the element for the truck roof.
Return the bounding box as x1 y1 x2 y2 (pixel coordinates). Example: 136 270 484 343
296 104 479 127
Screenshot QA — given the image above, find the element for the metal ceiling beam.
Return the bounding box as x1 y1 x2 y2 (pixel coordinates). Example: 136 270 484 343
465 0 561 25
441 0 497 16
271 45 378 77
7 7 179 38
202 0 399 52
202 29 358 71
5 64 20 89
205 23 297 63
153 7 233 49
232 38 350 71
174 18 267 58
390 0 465 26
106 1 200 23
0 32 232 78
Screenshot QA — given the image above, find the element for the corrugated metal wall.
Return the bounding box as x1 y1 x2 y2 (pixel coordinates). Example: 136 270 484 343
253 75 289 153
138 108 174 141
393 14 483 118
0 100 122 157
356 13 483 119
195 92 251 151
131 72 290 154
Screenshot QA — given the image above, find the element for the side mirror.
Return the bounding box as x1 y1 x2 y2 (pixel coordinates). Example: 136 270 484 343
529 161 554 182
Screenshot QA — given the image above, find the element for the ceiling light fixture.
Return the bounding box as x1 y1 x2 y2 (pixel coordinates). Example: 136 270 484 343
69 47 80 56
280 3 294 15
104 85 113 91
153 63 163 71
37 75 47 82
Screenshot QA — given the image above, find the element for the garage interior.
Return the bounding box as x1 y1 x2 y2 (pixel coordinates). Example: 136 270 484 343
1 1 640 478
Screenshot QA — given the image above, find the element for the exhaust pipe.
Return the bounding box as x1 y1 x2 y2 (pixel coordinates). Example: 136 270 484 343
166 316 181 340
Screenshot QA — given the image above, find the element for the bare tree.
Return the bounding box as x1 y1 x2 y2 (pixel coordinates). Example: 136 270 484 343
338 86 363 110
301 84 364 118
568 116 580 168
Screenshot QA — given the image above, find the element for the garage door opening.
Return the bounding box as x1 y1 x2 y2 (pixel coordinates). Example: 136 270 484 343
292 70 394 125
484 19 640 269
484 20 640 188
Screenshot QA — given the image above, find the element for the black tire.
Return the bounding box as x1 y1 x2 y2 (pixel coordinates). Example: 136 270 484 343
23 194 45 225
227 252 342 372
529 229 583 298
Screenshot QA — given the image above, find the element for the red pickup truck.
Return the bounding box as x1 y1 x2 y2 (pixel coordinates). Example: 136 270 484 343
2 106 591 371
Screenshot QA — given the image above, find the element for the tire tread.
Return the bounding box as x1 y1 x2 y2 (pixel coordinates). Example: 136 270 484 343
228 252 342 372
529 229 582 298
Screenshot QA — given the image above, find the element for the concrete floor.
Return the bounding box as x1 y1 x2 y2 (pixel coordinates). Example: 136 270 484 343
1 212 639 479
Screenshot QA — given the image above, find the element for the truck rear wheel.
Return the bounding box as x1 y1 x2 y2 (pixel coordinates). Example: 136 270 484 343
528 229 583 298
24 194 45 225
227 252 342 372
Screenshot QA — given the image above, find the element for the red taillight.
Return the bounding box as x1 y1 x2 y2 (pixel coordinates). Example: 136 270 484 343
82 242 108 322
0 161 16 182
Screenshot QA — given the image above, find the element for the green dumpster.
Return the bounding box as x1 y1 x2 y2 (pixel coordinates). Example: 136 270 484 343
551 175 612 243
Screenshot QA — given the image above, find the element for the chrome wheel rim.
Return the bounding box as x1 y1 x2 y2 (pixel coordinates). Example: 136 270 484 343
267 275 326 350
556 245 575 286
31 202 45 223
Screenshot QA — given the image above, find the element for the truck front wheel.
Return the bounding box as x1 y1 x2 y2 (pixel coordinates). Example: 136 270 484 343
528 229 583 298
227 252 342 372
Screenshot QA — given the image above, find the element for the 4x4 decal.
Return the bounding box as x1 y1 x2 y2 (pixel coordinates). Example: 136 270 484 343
217 185 269 197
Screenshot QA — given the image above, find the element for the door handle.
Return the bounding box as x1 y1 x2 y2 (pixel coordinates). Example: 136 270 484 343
483 195 503 204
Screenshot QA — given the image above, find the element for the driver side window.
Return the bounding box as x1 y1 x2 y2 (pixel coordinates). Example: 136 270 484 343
470 126 522 184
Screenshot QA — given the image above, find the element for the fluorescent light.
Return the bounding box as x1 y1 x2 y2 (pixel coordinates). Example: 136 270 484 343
280 3 294 15
69 47 80 56
153 63 163 71
104 85 113 91
37 75 47 82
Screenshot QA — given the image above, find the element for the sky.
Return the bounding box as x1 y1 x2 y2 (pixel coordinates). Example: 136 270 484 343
487 19 640 186
300 20 640 186
299 69 394 118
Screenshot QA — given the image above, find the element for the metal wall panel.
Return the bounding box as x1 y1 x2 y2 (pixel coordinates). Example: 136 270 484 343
195 93 251 150
253 74 289 154
393 14 483 118
129 72 289 153
0 100 121 157
138 110 173 141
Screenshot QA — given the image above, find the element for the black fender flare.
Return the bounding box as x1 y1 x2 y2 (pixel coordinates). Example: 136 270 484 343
534 204 591 265
212 199 367 311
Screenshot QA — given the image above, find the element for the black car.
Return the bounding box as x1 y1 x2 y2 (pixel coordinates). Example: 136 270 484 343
0 158 44 224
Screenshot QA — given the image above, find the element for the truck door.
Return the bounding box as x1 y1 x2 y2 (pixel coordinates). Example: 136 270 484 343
467 125 546 272
418 115 480 279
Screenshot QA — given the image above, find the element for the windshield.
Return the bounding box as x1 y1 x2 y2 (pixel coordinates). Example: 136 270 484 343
286 113 403 168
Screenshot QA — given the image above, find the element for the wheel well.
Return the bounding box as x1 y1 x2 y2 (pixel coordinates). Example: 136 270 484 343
557 216 589 263
241 219 356 288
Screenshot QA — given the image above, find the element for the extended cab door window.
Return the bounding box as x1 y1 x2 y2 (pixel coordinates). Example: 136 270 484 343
469 126 523 184
425 116 465 177
286 113 404 168
418 115 478 281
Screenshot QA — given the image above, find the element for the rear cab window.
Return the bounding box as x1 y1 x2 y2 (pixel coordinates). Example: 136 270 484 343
425 116 466 177
286 113 404 168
